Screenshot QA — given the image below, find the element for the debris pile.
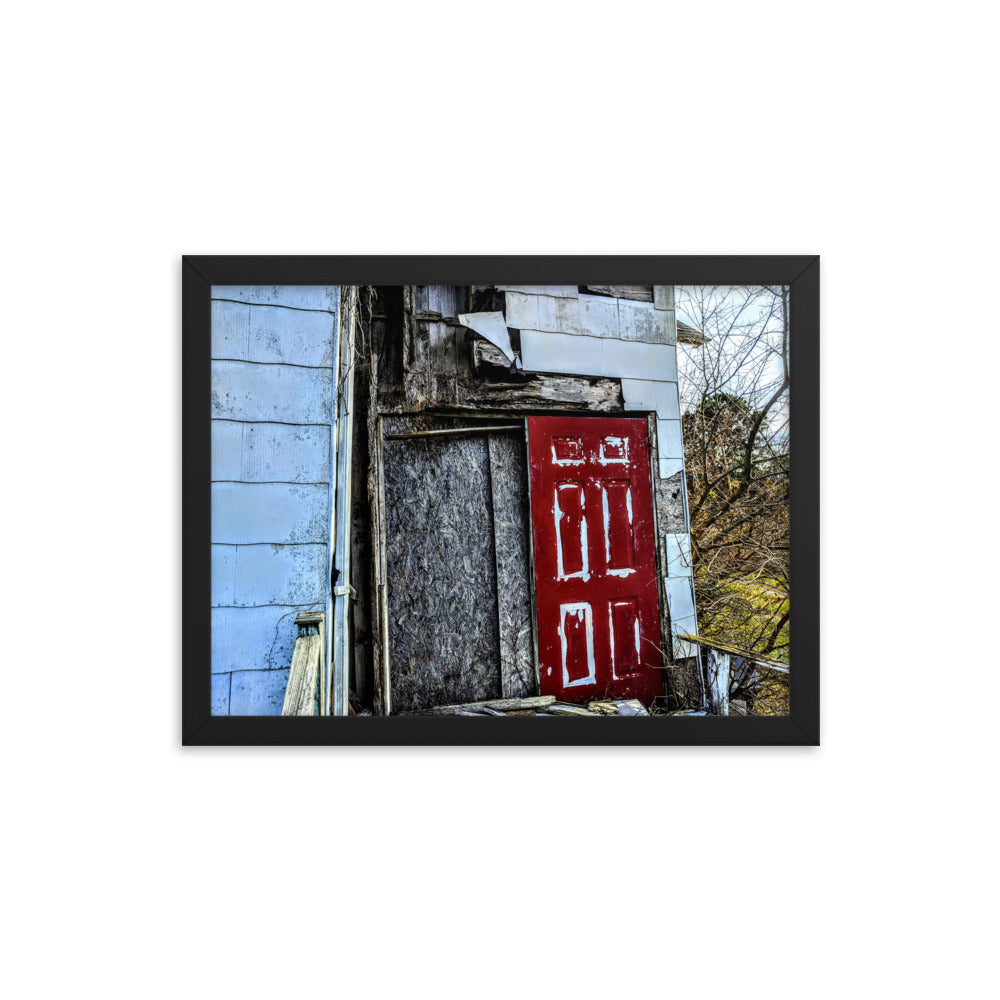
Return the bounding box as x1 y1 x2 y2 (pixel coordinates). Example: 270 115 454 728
400 695 650 717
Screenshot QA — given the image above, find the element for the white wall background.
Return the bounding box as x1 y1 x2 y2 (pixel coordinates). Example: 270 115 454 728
2 5 993 1000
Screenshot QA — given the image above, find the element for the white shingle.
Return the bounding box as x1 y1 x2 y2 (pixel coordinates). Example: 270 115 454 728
665 533 693 576
503 291 582 334
657 419 684 460
520 330 678 381
618 299 676 344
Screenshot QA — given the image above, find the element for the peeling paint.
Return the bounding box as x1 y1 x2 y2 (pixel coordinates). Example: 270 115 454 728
559 602 596 688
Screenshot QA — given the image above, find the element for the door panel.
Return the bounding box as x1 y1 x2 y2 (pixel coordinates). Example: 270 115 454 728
527 415 663 704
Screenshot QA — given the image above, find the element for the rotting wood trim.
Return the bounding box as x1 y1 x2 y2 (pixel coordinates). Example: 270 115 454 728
472 338 518 373
411 310 465 326
385 424 522 440
677 320 708 346
399 371 624 414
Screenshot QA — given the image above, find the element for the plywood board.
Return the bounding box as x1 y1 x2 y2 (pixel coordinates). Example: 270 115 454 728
382 425 503 712
487 432 536 699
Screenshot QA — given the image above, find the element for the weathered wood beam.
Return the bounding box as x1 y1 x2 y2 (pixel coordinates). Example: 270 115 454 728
385 424 522 440
583 285 654 302
400 695 556 715
402 370 623 413
281 611 325 716
676 633 789 673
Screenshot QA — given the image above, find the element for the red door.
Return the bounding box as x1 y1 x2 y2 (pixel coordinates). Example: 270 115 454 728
527 415 663 705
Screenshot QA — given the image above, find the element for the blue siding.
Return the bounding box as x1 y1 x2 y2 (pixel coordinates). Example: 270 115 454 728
211 361 332 424
230 669 291 716
210 286 339 715
211 421 330 484
211 673 232 715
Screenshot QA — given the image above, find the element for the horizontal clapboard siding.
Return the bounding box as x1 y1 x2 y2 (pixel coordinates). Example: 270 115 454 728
211 360 333 424
210 286 339 715
211 300 336 367
211 421 331 483
211 541 329 608
211 606 312 674
230 669 291 715
212 285 339 312
211 483 329 544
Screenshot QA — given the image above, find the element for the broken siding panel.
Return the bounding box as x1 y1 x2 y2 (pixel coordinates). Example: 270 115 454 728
383 419 502 712
656 419 684 460
210 300 336 367
655 472 687 533
659 458 684 480
211 543 328 608
211 421 331 484
211 361 333 424
519 330 678 381
211 605 309 674
211 483 330 545
488 432 537 700
211 285 339 312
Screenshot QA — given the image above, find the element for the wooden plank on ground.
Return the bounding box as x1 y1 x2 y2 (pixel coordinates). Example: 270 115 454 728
400 695 555 715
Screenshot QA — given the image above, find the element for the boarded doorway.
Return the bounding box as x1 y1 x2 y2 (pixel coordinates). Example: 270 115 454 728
382 416 536 712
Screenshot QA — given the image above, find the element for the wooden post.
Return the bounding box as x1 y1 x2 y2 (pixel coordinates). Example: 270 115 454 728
706 647 730 717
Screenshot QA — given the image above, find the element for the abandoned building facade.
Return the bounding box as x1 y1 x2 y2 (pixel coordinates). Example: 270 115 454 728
210 283 707 716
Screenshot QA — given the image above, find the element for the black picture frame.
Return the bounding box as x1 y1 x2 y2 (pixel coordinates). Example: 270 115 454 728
183 255 819 746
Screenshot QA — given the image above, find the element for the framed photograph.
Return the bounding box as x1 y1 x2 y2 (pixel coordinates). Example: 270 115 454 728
183 256 818 745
